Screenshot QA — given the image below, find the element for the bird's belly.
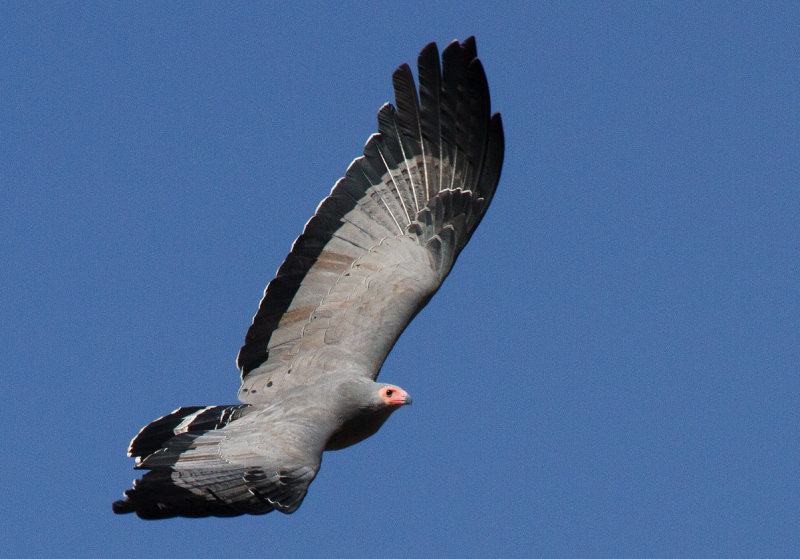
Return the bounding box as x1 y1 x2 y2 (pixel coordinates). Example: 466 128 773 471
324 409 393 451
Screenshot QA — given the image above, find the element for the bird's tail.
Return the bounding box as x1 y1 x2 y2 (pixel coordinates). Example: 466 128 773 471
124 405 249 461
114 404 319 519
113 405 257 519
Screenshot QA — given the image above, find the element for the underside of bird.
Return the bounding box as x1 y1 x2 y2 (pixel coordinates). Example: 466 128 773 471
114 379 412 518
114 36 504 519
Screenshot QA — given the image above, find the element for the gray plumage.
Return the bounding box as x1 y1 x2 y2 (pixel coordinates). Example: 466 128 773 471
113 37 504 519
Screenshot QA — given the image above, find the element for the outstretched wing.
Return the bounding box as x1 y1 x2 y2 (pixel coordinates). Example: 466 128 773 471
237 37 504 403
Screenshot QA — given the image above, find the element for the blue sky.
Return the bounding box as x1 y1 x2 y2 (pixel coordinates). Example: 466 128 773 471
3 2 798 557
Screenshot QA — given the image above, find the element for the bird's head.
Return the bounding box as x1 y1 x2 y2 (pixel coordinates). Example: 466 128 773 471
336 378 413 412
325 378 413 450
378 384 413 407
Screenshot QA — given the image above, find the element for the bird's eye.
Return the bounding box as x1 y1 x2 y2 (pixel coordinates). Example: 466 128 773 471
385 389 394 397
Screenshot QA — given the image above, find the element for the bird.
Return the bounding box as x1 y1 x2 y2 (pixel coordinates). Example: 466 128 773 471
113 36 504 519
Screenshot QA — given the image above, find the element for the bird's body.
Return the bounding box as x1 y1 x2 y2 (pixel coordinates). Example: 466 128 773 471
114 37 503 519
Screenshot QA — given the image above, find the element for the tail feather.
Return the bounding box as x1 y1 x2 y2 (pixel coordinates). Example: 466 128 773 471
114 404 317 519
113 462 316 519
128 405 248 459
112 466 296 519
115 405 258 519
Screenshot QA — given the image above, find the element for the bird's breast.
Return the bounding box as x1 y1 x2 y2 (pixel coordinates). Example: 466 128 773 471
324 407 395 451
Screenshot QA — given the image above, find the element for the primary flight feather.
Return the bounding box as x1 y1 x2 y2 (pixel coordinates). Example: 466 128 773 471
113 37 504 519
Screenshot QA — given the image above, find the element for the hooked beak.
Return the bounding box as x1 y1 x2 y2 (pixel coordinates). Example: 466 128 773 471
390 389 413 406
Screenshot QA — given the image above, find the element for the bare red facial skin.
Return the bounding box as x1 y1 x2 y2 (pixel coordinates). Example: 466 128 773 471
380 386 412 406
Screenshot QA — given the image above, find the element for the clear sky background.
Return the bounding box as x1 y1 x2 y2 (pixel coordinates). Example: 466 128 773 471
3 2 798 557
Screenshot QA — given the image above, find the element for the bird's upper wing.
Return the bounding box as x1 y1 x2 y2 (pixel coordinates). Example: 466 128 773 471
237 37 504 403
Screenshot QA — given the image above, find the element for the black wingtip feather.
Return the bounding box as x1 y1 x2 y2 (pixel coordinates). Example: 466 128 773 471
417 44 442 131
470 113 504 233
391 64 421 140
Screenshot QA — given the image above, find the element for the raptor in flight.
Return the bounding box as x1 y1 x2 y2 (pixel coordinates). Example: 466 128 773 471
113 37 504 519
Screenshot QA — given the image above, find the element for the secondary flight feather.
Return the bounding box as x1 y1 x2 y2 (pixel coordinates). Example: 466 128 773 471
114 37 504 519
